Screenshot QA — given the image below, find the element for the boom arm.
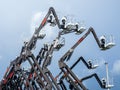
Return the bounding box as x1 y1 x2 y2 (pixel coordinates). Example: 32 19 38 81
55 56 96 80
40 32 63 90
80 73 106 89
59 27 101 63
42 32 62 68
70 56 92 69
27 7 61 51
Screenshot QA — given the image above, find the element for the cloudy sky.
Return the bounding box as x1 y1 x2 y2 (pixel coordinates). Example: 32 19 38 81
0 0 120 90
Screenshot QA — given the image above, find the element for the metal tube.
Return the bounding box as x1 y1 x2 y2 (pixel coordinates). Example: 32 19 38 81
105 62 109 90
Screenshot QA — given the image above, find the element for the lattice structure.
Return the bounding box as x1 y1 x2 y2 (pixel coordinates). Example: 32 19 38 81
0 7 115 90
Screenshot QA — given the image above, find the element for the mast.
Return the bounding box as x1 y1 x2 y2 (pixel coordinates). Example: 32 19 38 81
105 62 109 90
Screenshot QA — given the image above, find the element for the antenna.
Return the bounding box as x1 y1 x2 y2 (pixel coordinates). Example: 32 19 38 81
105 62 109 90
105 62 114 90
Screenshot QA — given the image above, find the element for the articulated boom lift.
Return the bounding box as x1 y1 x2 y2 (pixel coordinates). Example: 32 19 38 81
80 73 113 89
0 7 115 90
56 56 98 90
0 7 63 90
58 27 115 90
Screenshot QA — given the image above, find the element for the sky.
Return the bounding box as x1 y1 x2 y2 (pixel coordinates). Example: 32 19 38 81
0 0 120 90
